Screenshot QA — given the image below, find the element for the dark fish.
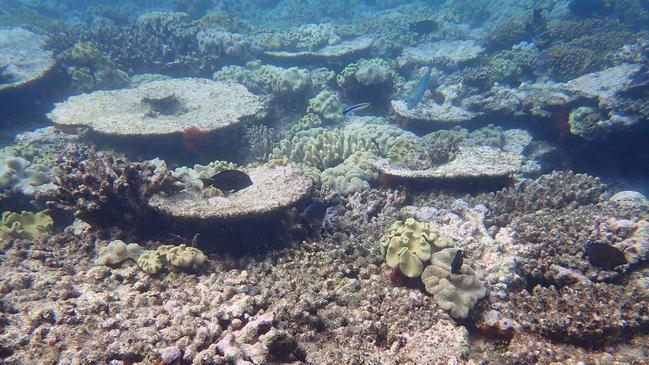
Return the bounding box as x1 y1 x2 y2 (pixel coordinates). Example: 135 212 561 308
300 202 328 236
451 249 464 274
525 8 548 47
408 19 438 34
568 0 613 17
343 103 370 118
585 242 627 270
200 170 252 193
407 66 433 109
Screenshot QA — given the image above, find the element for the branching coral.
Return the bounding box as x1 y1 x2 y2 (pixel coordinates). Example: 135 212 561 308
46 151 181 229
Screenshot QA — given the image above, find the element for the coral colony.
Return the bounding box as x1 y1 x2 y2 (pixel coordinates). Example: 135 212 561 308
1 0 649 363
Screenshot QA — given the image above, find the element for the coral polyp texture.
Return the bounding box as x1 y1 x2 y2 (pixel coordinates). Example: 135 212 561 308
47 78 263 137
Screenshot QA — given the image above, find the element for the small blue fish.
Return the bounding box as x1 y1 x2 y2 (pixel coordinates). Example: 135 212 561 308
342 102 370 119
407 66 433 109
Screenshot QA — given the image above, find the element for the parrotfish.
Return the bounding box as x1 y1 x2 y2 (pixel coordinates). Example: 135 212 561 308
407 66 433 109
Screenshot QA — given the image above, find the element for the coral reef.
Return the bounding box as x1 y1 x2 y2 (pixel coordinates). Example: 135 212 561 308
0 211 53 239
244 125 277 162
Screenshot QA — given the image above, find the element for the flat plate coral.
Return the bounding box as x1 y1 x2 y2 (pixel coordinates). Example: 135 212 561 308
0 28 54 92
377 146 521 181
148 165 313 220
263 36 374 63
47 78 263 137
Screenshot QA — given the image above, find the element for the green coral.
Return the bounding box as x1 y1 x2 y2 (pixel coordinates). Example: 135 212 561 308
307 89 343 123
421 247 486 319
568 106 602 140
0 211 53 239
96 241 207 274
271 128 376 171
214 61 311 98
162 244 207 269
337 58 400 89
94 240 144 265
137 251 164 274
61 41 130 92
320 151 378 195
286 113 324 136
379 218 453 278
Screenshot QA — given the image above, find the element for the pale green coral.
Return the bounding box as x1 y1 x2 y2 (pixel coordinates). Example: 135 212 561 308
164 244 207 269
1 153 52 197
0 211 53 239
307 89 343 123
379 218 453 278
421 247 486 319
320 151 378 195
270 127 376 171
96 241 206 274
337 58 400 90
286 113 324 136
214 61 311 98
173 160 240 190
94 240 144 266
272 67 312 95
61 41 130 92
137 251 164 274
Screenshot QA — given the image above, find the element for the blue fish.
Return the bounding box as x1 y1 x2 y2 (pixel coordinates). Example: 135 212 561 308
343 102 370 119
407 66 433 109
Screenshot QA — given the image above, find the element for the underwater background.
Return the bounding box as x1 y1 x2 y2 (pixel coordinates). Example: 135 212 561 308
1 0 649 364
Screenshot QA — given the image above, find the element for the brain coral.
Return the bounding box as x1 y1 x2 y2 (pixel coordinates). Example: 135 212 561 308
421 247 486 319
